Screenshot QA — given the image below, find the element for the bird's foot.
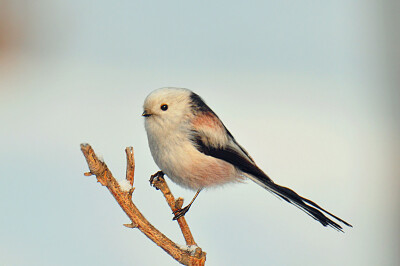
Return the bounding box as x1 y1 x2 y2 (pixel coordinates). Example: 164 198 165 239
150 171 164 189
173 205 191 220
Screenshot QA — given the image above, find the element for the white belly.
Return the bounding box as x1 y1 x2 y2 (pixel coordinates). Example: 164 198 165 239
146 126 241 190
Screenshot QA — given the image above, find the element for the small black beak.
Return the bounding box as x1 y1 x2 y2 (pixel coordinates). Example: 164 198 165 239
142 111 152 117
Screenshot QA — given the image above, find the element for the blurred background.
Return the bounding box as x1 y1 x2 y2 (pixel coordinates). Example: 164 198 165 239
0 1 399 265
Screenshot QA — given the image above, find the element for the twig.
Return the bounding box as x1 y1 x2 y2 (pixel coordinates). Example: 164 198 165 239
150 171 197 246
125 147 135 187
80 143 206 266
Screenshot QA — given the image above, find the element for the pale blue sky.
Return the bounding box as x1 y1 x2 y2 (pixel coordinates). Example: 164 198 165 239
0 1 399 266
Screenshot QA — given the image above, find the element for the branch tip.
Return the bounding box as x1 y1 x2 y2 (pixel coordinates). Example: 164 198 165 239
125 146 135 186
125 146 134 154
124 222 138 228
80 143 89 149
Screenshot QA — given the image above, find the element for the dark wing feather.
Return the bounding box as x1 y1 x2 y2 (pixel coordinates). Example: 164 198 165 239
191 131 269 181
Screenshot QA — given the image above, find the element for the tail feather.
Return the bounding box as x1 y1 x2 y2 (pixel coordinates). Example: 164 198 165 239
247 172 352 232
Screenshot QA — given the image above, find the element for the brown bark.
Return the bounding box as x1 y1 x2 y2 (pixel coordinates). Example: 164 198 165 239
80 143 206 266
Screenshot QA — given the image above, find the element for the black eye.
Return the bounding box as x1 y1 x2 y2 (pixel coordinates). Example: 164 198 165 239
160 104 168 111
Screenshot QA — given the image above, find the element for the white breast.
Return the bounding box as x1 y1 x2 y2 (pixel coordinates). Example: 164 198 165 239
145 119 242 190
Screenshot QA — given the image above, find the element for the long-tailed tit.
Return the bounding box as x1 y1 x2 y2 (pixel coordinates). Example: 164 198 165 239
142 87 352 231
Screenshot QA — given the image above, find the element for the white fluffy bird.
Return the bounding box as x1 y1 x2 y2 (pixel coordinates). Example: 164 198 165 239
142 87 352 231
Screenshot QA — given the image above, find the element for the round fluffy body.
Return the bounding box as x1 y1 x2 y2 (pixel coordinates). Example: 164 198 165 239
143 87 243 190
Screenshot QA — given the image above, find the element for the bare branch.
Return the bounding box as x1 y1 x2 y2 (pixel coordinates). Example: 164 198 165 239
125 147 135 187
150 172 197 246
80 143 206 266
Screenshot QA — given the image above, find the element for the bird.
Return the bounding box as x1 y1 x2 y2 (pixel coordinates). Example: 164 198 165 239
142 87 352 231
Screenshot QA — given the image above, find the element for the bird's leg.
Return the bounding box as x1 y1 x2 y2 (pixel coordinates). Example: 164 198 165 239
150 171 164 189
173 189 202 220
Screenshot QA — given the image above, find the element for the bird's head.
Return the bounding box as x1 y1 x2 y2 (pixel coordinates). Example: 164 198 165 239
142 87 194 131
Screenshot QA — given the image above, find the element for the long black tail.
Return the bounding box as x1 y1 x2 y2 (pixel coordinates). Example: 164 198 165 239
192 127 352 231
247 171 352 232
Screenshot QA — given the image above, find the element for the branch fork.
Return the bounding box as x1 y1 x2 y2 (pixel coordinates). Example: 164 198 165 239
80 143 206 266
